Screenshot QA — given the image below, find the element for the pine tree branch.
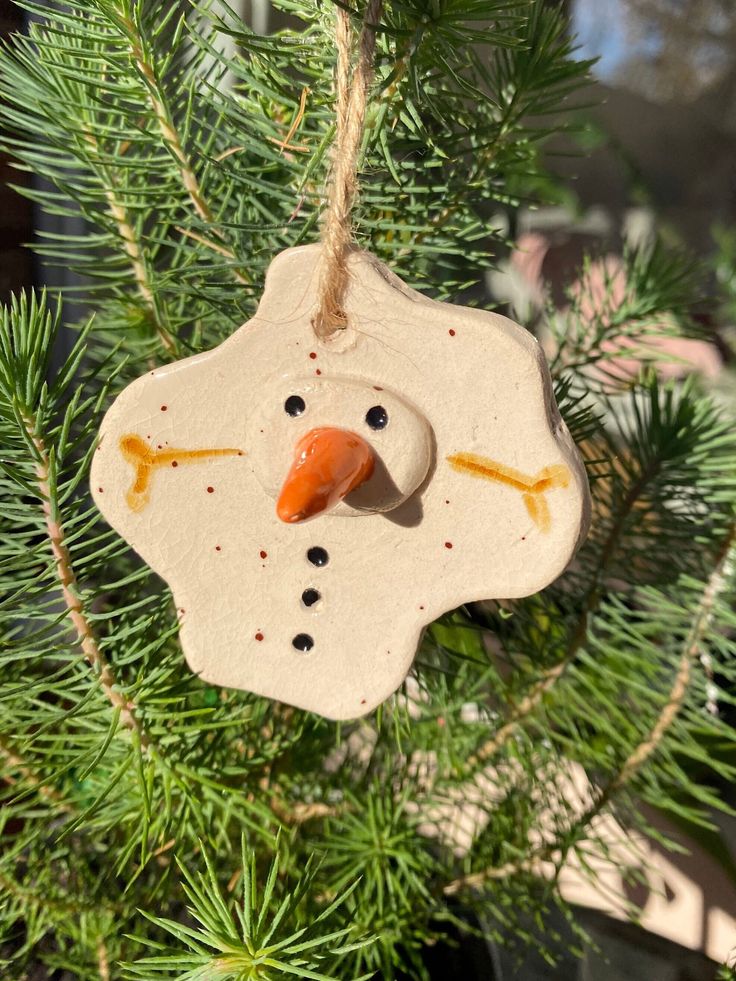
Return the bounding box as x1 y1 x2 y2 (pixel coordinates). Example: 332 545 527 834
587 521 736 814
464 658 569 769
467 463 658 770
446 524 736 897
82 127 176 354
112 4 250 286
0 866 121 919
19 409 150 752
0 735 70 809
115 7 212 226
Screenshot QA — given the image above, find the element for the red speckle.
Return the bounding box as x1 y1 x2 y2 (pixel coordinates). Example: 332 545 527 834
449 329 456 336
207 486 214 494
444 541 453 549
373 386 383 391
259 550 267 559
521 535 526 541
98 487 104 493
179 607 185 614
255 632 264 642
315 368 322 375
215 545 221 551
171 460 178 467
360 698 367 705
445 499 450 505
157 444 162 449
160 405 167 411
419 605 425 610
309 351 317 360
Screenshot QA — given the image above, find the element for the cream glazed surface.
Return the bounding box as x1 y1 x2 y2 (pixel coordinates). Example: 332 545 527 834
91 245 590 719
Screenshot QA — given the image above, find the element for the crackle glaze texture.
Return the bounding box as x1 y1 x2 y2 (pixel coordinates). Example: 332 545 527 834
91 245 590 720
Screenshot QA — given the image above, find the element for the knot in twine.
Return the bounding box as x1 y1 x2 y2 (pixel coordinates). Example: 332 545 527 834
313 0 383 341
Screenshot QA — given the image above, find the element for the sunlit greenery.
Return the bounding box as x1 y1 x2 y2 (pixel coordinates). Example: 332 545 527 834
1 1 735 978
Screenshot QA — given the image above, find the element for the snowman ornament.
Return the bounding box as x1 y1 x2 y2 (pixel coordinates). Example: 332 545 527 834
91 246 590 720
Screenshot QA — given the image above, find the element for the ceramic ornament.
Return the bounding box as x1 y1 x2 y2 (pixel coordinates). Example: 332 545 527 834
91 245 590 720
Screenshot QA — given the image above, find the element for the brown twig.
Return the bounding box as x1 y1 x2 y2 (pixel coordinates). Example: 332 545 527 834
270 86 310 154
588 523 736 815
215 145 247 163
21 411 149 751
97 938 111 981
269 797 338 826
174 226 251 285
82 129 176 354
444 857 542 896
0 735 68 808
118 12 213 227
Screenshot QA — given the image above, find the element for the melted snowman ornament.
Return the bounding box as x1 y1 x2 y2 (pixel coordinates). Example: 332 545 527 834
91 246 590 720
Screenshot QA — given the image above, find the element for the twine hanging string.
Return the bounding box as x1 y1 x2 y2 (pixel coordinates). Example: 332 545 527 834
313 0 383 340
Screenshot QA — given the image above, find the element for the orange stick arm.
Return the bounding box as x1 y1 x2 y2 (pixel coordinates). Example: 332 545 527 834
447 452 569 533
120 434 244 512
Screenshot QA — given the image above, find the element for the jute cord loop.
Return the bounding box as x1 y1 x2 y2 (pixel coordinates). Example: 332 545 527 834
313 0 383 340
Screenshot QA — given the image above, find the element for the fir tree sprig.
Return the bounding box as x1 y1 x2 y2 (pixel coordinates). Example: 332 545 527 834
1 0 735 976
125 836 375 981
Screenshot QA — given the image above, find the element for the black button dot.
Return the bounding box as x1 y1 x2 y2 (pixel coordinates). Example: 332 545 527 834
307 546 329 567
292 633 314 652
284 394 306 417
365 405 388 430
302 588 320 607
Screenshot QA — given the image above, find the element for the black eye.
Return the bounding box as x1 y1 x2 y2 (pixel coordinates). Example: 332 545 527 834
284 395 306 417
365 405 388 430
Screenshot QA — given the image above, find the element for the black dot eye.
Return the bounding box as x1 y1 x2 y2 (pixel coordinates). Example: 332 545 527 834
284 395 306 417
365 405 388 430
307 546 329 567
292 633 314 652
302 588 321 607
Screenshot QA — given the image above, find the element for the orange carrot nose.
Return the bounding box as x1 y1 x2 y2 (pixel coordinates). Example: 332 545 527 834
277 427 375 523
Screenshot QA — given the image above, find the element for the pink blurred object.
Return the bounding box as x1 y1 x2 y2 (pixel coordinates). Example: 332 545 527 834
598 334 722 381
506 239 721 381
509 232 550 306
572 254 628 326
569 255 721 381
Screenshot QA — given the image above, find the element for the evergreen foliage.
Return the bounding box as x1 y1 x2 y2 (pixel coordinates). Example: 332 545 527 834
0 1 734 978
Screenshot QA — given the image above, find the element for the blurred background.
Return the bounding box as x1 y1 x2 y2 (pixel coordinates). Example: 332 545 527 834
0 0 734 977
